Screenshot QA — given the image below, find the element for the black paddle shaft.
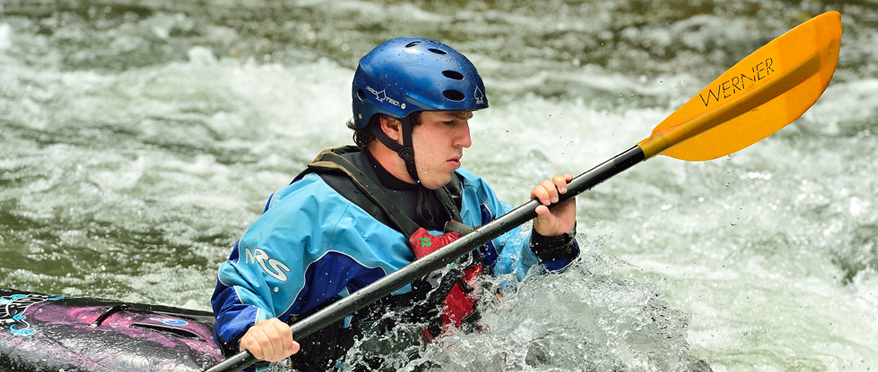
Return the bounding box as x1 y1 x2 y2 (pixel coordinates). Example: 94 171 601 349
205 145 646 372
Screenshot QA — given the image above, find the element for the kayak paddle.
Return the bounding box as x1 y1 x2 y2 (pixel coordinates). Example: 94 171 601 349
205 11 841 372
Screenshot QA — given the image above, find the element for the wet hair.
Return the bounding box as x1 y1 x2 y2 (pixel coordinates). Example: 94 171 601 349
347 118 374 148
347 112 422 149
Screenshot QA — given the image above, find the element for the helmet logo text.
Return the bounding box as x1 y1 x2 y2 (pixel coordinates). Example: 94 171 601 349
365 86 403 109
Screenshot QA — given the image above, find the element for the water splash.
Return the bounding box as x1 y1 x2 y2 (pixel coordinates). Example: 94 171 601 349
335 241 708 372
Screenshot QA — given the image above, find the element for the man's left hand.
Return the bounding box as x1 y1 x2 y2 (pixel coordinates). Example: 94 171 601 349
530 173 577 237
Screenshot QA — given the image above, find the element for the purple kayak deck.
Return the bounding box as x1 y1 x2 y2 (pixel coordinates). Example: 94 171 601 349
1 288 223 371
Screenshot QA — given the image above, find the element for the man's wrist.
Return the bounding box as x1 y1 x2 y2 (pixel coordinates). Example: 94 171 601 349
530 225 579 261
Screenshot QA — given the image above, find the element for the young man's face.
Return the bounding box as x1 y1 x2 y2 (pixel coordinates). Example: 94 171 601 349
411 110 474 190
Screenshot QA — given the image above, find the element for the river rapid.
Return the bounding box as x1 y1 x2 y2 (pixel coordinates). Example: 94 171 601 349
1 1 876 371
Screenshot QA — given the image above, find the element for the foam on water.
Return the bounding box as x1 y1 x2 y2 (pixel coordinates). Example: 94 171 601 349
1 33 354 305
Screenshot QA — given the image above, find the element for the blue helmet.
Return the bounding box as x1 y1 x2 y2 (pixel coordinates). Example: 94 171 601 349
351 37 489 128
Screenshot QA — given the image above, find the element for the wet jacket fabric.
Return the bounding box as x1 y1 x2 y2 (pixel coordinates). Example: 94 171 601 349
210 147 576 370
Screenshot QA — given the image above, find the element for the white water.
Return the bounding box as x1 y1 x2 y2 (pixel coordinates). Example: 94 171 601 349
1 1 876 370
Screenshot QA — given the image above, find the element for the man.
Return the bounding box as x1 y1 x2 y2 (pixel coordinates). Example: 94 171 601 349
211 37 579 371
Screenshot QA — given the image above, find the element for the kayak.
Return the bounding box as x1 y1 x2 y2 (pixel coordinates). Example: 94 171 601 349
0 288 223 371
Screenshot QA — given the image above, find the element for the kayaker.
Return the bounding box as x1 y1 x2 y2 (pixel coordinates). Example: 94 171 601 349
211 37 580 371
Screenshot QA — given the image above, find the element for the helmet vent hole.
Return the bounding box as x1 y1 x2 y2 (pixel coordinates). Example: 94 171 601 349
428 48 447 55
405 41 421 48
357 89 366 101
443 90 465 101
442 70 464 80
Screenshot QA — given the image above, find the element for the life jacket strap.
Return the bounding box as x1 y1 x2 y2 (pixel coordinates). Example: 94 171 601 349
296 148 421 236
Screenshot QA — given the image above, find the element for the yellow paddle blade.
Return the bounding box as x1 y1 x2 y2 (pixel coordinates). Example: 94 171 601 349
637 11 841 161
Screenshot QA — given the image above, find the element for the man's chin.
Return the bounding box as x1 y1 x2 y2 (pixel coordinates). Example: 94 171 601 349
420 174 454 190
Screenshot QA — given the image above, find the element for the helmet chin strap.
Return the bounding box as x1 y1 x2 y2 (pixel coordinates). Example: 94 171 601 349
371 115 420 184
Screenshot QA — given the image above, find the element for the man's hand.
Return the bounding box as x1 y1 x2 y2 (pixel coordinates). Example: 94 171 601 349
530 173 576 237
240 318 300 362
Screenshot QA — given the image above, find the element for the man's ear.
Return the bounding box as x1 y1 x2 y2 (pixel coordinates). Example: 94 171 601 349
379 115 403 143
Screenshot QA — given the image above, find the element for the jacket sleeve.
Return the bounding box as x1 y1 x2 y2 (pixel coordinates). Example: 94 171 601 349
210 240 273 356
210 174 414 356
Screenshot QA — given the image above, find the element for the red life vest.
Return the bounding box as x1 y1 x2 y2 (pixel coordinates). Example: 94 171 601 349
408 227 482 336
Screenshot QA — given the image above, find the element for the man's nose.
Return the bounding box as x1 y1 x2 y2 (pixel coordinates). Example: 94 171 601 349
456 122 472 148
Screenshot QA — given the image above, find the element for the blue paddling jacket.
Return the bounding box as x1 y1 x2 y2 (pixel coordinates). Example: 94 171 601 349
211 147 578 370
